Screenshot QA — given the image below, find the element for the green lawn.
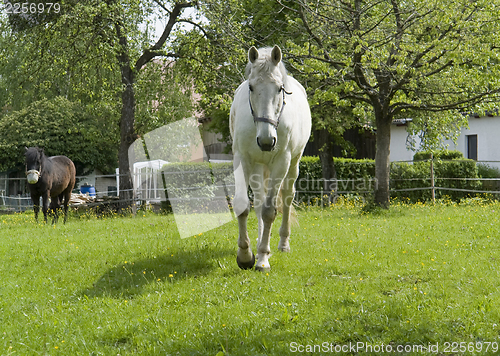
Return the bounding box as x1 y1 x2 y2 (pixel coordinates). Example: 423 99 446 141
1 199 500 355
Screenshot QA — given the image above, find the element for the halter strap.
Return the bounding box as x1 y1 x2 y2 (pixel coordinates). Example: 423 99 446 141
249 84 292 129
26 169 41 177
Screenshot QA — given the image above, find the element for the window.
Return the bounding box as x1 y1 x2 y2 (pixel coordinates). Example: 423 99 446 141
467 134 478 160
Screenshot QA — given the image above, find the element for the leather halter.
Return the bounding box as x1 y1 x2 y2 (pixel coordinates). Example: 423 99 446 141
26 169 41 177
249 84 292 129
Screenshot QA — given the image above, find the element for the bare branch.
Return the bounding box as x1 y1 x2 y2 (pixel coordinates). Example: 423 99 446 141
135 1 197 71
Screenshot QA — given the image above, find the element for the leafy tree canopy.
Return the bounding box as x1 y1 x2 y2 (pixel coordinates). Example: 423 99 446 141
0 96 119 174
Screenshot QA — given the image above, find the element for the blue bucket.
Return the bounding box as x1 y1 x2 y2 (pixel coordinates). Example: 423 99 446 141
80 184 96 197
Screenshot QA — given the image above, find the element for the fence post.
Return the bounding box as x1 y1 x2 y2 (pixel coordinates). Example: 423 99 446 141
430 153 435 203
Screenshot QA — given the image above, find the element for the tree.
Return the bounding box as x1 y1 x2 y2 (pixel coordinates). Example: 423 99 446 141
175 0 307 148
180 0 374 191
283 0 500 207
1 0 199 206
0 97 118 173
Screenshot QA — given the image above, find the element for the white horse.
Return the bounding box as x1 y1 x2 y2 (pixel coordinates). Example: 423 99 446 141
230 46 312 271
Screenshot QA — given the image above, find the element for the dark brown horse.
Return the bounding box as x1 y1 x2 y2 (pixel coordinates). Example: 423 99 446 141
25 147 76 224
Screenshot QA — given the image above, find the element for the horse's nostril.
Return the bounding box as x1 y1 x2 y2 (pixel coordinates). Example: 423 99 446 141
257 137 276 152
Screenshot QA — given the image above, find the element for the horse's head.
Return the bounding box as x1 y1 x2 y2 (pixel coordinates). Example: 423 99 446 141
246 45 289 152
25 147 43 184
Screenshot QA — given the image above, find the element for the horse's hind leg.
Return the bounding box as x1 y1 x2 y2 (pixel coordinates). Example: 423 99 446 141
62 190 71 224
49 199 59 224
234 153 255 270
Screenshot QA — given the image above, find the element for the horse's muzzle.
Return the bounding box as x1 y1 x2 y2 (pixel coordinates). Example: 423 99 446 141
257 137 276 151
26 170 40 184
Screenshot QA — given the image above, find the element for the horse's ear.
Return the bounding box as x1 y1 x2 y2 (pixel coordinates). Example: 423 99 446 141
25 146 28 152
248 46 259 63
271 45 282 66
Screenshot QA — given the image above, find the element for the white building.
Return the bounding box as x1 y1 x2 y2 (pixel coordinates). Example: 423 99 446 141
390 113 500 169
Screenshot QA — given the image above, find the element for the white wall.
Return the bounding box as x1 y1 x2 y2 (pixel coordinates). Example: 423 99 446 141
456 116 499 162
390 115 500 168
389 125 419 162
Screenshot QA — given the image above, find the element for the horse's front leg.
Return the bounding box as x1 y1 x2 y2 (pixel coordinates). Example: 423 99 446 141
234 154 255 270
42 192 49 224
249 164 266 249
31 194 41 223
278 156 301 253
255 159 290 272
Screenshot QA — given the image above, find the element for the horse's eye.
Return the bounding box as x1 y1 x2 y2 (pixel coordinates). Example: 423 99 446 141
249 85 254 92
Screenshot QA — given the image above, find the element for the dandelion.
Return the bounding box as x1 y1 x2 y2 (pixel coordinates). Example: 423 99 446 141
169 274 173 278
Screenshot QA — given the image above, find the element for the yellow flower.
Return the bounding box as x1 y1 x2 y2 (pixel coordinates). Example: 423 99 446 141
169 274 174 278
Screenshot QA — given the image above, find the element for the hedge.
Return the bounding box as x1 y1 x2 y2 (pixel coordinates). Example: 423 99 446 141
159 161 233 213
299 154 481 203
390 159 480 202
156 152 483 208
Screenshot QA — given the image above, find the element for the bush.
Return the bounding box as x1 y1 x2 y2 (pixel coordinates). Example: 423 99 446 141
0 97 118 173
477 163 500 192
413 149 464 161
297 156 375 205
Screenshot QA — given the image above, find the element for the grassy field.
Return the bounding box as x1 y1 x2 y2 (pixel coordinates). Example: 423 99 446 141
1 199 500 355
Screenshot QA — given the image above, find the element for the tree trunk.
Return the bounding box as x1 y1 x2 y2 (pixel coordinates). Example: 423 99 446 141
116 23 137 209
313 128 336 204
374 114 391 208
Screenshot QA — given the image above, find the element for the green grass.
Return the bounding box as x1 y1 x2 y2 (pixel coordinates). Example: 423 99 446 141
1 199 500 355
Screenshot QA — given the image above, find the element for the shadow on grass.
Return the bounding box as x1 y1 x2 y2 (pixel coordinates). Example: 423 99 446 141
82 245 234 299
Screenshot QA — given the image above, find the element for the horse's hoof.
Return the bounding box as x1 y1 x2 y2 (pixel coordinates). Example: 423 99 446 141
255 264 271 273
237 253 255 270
278 246 290 253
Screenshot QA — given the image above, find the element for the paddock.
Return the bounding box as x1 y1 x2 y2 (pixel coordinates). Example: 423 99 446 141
1 201 499 354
